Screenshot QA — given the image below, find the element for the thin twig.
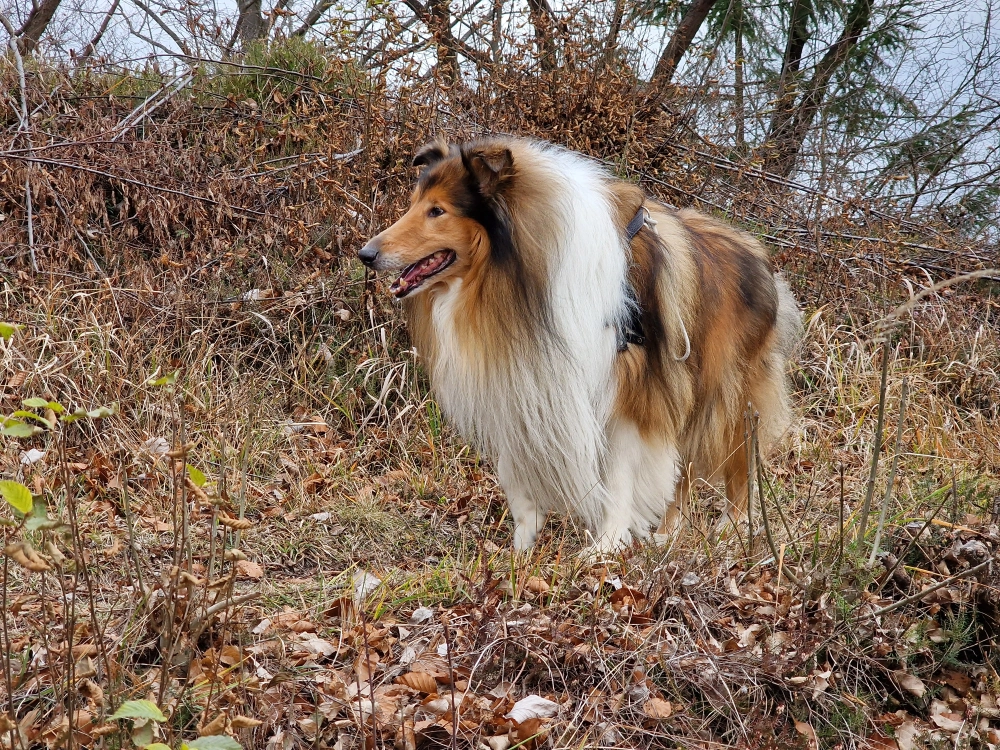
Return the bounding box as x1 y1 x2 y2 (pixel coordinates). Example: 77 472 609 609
877 268 1000 331
752 413 803 588
857 338 891 541
836 463 845 568
442 616 459 750
867 560 991 620
111 70 194 141
0 153 268 217
868 377 908 567
879 488 953 590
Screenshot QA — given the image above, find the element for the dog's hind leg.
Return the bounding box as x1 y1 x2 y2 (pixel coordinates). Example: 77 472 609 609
658 470 689 537
497 457 545 551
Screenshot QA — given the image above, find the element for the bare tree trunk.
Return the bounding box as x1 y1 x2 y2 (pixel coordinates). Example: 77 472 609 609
17 0 62 53
763 0 874 177
650 0 721 86
526 0 557 71
490 0 503 63
235 0 267 46
765 0 811 152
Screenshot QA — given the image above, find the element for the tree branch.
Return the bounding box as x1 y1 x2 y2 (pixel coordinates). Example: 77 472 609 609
293 0 334 36
131 0 192 56
78 0 121 63
650 0 721 86
764 0 874 176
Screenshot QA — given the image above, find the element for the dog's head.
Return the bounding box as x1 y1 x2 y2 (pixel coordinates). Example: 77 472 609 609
358 139 515 299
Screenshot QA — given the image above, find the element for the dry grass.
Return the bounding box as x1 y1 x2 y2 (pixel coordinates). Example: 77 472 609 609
1 47 999 750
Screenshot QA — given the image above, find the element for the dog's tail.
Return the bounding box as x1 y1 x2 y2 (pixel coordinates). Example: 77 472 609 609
750 274 803 450
773 274 804 363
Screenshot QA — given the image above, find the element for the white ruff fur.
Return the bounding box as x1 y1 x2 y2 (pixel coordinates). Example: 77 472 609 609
424 143 677 550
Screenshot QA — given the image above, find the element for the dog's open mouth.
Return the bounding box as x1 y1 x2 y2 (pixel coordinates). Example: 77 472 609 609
389 250 456 298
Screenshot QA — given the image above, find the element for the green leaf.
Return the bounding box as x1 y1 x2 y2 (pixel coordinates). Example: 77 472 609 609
2 421 40 438
26 515 66 532
11 411 52 426
186 464 207 487
183 736 243 750
21 398 63 413
0 322 22 342
60 403 118 423
144 744 173 750
148 371 178 387
87 404 117 419
110 700 167 723
132 719 155 748
0 480 33 514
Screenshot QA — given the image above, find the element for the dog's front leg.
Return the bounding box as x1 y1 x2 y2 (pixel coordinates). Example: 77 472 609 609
590 420 644 552
497 456 544 550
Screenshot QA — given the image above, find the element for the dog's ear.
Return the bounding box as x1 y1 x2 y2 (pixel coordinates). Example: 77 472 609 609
412 140 449 169
461 142 514 198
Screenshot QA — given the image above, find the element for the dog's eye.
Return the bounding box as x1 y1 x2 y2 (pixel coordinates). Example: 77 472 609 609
427 206 445 218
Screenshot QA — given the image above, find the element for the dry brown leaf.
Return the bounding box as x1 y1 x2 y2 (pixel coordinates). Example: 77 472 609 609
198 713 228 736
505 695 560 723
75 656 97 680
78 678 104 705
235 559 264 579
929 699 965 732
794 720 819 749
4 542 50 572
396 671 437 693
354 652 377 681
219 513 253 530
512 717 548 747
219 645 243 667
610 586 648 613
891 670 927 698
300 638 336 657
642 697 673 720
289 620 318 633
938 669 972 696
231 715 263 729
525 576 550 594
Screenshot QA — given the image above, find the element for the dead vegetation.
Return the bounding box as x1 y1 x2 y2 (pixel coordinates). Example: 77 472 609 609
0 41 999 750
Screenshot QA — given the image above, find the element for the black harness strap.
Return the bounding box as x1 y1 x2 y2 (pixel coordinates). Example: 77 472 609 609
616 206 649 352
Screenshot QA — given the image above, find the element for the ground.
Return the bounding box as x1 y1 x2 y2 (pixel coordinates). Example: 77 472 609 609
1 61 999 750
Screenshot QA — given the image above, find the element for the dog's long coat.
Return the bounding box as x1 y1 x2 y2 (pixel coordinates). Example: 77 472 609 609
360 138 802 550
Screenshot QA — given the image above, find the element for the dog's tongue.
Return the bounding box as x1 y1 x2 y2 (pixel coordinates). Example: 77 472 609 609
391 251 453 296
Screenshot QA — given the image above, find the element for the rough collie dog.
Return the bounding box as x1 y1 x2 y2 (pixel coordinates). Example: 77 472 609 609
359 137 801 551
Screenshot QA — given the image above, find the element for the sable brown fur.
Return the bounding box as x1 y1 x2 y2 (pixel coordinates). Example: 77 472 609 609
613 205 797 530
361 136 801 545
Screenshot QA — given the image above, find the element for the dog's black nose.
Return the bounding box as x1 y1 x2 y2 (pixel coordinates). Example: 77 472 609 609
358 242 379 267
